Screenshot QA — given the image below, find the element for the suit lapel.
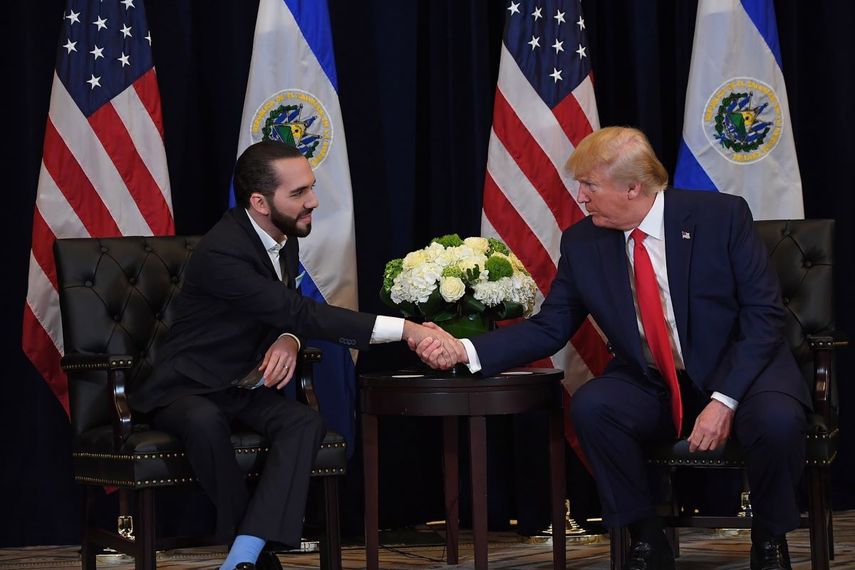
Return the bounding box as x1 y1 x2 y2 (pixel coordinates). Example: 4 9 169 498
663 190 694 361
281 238 299 290
232 208 279 280
595 229 647 369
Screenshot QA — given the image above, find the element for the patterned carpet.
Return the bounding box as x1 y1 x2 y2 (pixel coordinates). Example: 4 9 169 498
1 511 852 569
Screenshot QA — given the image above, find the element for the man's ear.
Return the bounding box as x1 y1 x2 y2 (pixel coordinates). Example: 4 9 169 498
248 192 270 215
626 181 644 200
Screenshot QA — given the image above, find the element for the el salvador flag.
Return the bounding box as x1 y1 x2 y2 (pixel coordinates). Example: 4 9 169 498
236 0 360 455
675 0 804 220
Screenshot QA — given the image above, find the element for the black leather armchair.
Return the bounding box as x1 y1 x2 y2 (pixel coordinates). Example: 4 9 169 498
609 219 845 570
54 235 346 570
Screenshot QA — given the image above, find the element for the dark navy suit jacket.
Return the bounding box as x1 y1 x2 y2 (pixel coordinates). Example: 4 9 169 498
130 208 376 413
473 189 810 409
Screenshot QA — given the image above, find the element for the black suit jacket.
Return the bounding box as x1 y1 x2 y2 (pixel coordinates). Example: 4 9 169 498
472 189 810 408
130 208 376 413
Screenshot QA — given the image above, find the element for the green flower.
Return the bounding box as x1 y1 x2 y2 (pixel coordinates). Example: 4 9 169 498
442 265 464 279
486 237 510 256
382 258 403 291
432 233 464 248
485 254 513 282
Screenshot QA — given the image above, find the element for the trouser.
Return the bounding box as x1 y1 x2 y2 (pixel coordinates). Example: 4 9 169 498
152 387 326 547
569 368 806 536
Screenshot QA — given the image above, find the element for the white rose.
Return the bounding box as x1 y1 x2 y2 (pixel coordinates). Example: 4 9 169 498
459 255 487 276
464 237 489 254
439 276 466 302
402 250 428 270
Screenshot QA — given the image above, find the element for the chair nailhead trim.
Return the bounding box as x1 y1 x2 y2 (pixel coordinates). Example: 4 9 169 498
76 471 271 487
73 451 187 460
310 468 346 475
73 442 344 462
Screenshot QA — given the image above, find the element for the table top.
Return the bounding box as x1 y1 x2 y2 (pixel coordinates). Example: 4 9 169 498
359 368 564 416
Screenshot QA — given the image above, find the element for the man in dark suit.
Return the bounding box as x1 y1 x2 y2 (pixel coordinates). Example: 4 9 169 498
130 141 446 570
415 127 808 570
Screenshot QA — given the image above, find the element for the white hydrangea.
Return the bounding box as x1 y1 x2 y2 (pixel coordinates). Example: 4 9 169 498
390 262 442 304
507 272 538 315
472 280 507 307
439 276 466 302
422 242 446 263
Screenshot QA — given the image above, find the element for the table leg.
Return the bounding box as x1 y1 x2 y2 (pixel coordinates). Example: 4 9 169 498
469 415 488 570
362 414 379 570
442 416 459 564
549 409 566 570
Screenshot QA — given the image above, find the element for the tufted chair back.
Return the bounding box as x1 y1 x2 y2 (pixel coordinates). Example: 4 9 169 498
755 219 836 421
54 235 200 437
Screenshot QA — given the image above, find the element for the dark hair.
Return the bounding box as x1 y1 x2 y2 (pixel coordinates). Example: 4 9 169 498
233 140 304 208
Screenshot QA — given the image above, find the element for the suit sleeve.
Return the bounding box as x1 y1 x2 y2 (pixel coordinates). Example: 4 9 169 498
189 241 376 351
708 198 790 401
471 230 590 376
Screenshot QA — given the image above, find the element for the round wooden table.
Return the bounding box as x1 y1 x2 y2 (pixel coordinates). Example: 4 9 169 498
360 368 566 570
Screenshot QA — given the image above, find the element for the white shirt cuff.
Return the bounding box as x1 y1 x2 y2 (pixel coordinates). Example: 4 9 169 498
459 338 482 373
277 332 301 351
371 316 405 343
711 391 738 411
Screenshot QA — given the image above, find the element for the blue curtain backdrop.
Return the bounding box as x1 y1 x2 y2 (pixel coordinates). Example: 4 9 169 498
2 0 853 546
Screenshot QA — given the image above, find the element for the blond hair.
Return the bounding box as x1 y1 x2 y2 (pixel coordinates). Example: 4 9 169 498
566 127 668 193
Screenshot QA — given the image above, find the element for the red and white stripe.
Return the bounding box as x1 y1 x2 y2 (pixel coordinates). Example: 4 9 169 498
23 70 174 414
482 44 611 402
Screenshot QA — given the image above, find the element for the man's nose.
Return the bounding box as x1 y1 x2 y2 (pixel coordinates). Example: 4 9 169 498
577 187 590 203
305 189 319 209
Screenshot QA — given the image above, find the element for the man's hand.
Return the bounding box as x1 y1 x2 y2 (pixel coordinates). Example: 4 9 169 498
687 399 735 452
405 321 467 370
260 334 299 390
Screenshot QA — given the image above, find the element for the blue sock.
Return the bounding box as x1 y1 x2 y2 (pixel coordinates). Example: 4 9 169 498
220 534 266 570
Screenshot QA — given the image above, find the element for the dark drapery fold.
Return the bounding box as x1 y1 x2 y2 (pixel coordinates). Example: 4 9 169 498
3 0 853 545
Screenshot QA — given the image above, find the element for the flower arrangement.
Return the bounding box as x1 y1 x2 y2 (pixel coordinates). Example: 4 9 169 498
380 234 538 338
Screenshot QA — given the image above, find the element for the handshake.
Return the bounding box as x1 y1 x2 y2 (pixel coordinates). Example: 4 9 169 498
403 321 469 370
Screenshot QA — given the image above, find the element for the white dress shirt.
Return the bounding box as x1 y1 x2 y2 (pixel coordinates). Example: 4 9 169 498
461 193 738 410
245 209 404 344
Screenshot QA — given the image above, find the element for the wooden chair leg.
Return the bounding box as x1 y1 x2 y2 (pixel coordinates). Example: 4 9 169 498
610 527 630 570
824 467 835 559
136 489 156 570
806 466 830 570
665 527 679 558
319 476 342 570
81 486 97 570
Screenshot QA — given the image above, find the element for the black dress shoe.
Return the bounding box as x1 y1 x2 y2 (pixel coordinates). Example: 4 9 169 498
750 537 792 569
234 563 255 570
255 552 283 570
623 540 675 570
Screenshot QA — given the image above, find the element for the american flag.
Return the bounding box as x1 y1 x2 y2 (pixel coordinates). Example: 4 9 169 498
482 0 611 438
23 0 173 414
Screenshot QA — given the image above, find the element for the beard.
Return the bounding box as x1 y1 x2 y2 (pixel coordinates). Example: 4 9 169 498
270 205 312 238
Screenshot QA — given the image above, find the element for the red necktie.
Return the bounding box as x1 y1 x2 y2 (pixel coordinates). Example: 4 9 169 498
630 228 683 436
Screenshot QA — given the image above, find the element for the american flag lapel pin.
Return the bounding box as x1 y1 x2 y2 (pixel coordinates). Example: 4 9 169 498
681 230 691 240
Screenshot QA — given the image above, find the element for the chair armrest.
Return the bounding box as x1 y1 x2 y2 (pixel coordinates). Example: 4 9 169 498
807 331 847 427
61 353 135 371
61 353 135 449
297 347 323 412
807 331 848 350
